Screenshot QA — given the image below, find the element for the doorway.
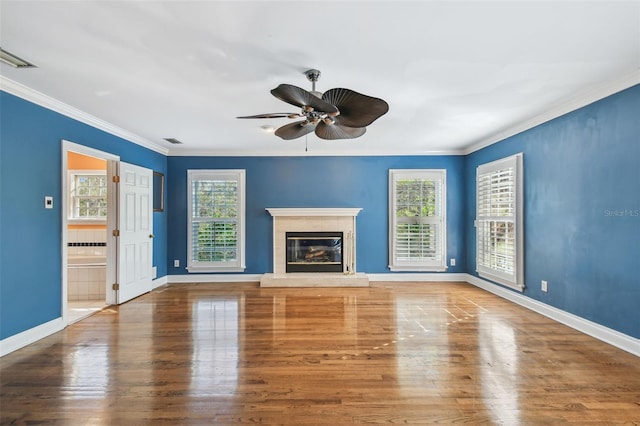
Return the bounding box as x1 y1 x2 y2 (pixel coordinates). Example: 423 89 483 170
62 141 119 325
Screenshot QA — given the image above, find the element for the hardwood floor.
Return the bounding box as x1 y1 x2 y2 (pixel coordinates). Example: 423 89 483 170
2 282 639 424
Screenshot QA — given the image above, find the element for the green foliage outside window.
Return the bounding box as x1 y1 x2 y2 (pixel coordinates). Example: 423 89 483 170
71 174 107 219
395 179 436 218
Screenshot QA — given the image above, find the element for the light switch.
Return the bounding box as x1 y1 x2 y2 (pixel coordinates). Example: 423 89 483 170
45 196 54 209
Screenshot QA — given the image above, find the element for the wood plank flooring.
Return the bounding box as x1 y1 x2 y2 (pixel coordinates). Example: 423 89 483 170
1 282 639 424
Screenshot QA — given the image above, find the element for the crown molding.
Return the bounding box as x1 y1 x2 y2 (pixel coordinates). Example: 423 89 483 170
463 70 640 155
3 71 636 159
0 76 169 155
166 147 466 157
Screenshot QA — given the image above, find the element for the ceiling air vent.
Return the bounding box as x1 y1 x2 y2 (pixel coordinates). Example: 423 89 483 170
0 47 36 68
163 138 184 145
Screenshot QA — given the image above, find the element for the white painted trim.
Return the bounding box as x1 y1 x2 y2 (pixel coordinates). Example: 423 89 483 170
388 169 447 271
266 208 362 217
0 318 64 357
167 148 467 157
187 169 246 273
475 153 524 291
463 70 640 155
152 275 169 289
1 76 168 155
465 274 640 357
367 273 468 282
62 140 120 315
167 274 263 283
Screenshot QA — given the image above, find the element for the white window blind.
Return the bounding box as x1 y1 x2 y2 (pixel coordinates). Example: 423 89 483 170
68 171 107 221
389 169 447 271
187 170 245 273
475 154 524 290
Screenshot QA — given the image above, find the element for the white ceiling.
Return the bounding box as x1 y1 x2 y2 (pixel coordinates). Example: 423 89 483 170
1 1 639 156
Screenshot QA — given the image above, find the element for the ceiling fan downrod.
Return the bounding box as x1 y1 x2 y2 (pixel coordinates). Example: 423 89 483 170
304 69 321 96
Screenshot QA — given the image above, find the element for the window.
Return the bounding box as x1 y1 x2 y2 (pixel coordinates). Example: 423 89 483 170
68 171 107 222
475 153 524 291
187 170 245 272
389 169 447 271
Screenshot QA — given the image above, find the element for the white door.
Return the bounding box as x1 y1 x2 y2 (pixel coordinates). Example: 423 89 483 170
117 162 153 304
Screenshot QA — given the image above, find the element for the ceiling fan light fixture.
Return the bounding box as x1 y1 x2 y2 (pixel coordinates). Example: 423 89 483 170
0 47 36 68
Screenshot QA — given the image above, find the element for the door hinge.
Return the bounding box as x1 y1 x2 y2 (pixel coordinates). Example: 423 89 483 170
112 175 120 183
112 283 120 290
112 229 120 237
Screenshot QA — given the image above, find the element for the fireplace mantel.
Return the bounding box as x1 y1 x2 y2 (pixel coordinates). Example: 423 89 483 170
266 208 362 217
260 207 369 287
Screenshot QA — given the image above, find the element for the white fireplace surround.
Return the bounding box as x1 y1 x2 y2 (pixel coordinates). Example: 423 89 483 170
260 208 369 287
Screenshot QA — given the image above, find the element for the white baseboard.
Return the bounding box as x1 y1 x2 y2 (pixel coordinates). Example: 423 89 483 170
0 318 64 357
367 272 468 282
465 274 640 357
167 272 467 284
152 275 169 289
167 274 263 284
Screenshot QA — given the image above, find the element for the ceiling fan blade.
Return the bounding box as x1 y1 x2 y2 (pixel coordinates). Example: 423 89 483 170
322 88 389 128
271 84 339 114
274 120 315 140
315 122 366 140
236 113 301 119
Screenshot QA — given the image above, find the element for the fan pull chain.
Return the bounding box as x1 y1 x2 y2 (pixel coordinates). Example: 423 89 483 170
305 134 308 152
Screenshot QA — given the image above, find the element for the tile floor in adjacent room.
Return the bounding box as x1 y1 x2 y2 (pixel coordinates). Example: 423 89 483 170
67 300 106 324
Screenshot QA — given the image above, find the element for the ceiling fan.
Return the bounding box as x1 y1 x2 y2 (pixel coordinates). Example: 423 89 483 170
237 69 389 140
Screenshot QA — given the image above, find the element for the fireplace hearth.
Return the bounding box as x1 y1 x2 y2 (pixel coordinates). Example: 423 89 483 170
286 232 343 273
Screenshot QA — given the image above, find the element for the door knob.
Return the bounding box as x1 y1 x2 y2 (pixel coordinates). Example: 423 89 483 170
149 234 155 238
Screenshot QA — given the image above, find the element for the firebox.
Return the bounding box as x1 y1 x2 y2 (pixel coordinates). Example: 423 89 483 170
286 231 343 273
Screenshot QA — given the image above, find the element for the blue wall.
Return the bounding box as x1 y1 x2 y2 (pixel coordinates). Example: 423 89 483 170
0 91 168 339
2 84 638 344
167 156 466 275
464 85 640 338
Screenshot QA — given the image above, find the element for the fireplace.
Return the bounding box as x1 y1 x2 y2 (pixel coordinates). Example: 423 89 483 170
286 232 343 273
260 208 369 287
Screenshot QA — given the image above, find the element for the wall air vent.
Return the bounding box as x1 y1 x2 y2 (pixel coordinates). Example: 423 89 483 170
0 47 36 68
163 138 184 145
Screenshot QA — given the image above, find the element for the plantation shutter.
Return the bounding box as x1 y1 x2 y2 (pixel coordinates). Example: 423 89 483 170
475 154 524 290
389 170 447 271
187 170 245 272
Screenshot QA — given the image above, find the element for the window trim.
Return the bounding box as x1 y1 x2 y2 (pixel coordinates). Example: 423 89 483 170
388 169 447 272
67 170 108 224
187 169 246 273
475 153 524 291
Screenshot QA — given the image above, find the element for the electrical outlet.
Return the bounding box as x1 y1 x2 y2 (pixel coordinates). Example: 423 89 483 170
44 196 53 209
450 258 456 266
174 259 180 268
152 266 157 279
541 280 548 292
